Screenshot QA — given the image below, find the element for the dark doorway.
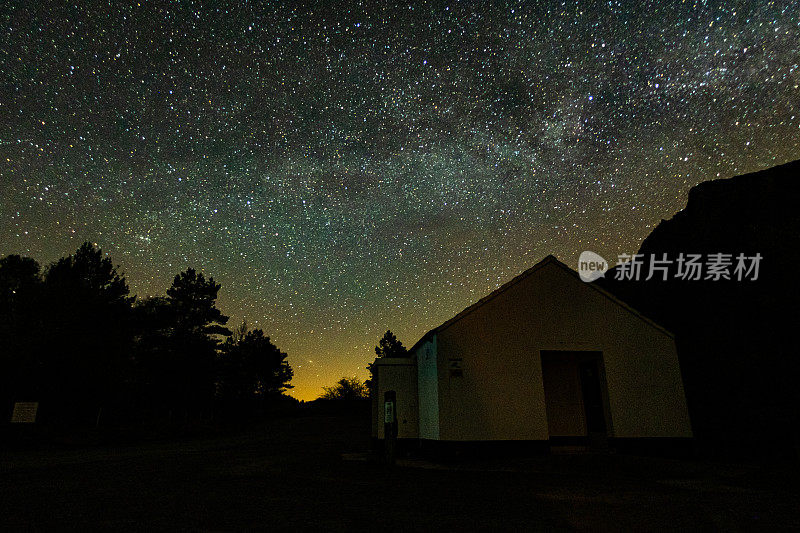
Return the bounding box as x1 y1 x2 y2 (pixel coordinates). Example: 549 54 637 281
540 351 610 449
578 358 607 434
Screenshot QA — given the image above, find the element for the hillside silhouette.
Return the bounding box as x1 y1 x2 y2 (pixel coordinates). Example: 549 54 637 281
598 159 800 455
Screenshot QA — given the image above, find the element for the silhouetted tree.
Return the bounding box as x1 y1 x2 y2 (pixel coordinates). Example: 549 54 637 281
367 330 409 392
319 377 369 400
129 296 179 420
0 255 43 415
167 268 230 337
229 318 249 345
163 268 230 421
0 254 41 316
217 321 293 410
374 330 408 358
1 246 254 426
39 242 133 423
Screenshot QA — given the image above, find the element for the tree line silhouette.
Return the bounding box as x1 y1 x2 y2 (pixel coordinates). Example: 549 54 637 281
0 242 293 426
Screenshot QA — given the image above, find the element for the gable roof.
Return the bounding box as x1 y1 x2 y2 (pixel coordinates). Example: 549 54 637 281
409 254 673 353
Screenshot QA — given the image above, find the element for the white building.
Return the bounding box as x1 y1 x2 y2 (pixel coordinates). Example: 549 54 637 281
371 255 693 455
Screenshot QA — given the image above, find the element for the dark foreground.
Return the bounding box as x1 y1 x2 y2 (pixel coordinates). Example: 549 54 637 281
1 416 798 531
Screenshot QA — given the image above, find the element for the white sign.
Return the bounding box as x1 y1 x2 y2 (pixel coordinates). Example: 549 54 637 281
11 402 38 423
384 401 394 423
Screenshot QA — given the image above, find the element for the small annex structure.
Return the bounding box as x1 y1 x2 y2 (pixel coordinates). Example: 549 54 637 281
371 255 693 455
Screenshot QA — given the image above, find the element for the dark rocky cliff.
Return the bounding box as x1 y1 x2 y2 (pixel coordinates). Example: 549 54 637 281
599 160 800 455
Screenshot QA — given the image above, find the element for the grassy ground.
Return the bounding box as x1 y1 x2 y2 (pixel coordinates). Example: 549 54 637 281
1 414 798 531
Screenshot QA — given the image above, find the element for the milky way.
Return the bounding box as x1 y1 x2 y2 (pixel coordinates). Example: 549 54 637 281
2 1 799 399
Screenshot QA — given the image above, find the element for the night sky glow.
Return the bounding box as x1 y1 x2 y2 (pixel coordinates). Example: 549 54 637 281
2 1 799 399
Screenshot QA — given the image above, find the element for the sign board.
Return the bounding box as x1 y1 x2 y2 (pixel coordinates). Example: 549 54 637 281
384 401 395 424
11 402 38 423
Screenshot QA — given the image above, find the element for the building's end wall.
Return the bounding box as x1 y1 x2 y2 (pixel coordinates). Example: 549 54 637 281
433 261 692 441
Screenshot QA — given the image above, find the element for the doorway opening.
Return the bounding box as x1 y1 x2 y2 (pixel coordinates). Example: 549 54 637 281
540 350 610 450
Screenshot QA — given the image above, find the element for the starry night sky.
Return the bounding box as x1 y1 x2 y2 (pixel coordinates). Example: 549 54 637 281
2 1 799 399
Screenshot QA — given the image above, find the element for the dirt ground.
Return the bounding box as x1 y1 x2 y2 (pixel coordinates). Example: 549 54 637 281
1 415 798 531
